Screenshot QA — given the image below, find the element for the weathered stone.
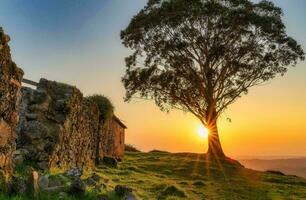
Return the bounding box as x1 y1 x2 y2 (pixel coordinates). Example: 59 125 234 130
54 99 66 111
44 185 66 193
37 161 49 170
97 116 126 161
17 79 100 170
7 176 27 195
38 175 49 189
0 120 11 147
0 27 23 184
22 121 48 141
25 113 37 120
48 178 63 188
65 167 82 178
32 89 47 104
69 178 86 196
126 192 137 200
13 154 24 165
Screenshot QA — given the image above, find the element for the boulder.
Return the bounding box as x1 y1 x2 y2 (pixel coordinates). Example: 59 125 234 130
38 175 49 190
69 178 86 196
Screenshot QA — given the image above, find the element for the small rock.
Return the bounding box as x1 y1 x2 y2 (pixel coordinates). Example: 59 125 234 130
32 89 47 104
13 154 24 165
69 178 86 196
54 113 65 123
65 167 83 178
115 185 132 196
23 121 48 140
54 99 66 111
45 186 66 193
126 192 137 200
38 175 49 189
38 161 49 170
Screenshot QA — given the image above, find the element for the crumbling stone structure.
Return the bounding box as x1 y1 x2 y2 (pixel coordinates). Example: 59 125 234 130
0 28 126 175
98 116 126 160
17 79 100 170
0 28 23 184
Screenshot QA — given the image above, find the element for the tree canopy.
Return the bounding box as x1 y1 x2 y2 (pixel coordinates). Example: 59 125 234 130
121 0 304 156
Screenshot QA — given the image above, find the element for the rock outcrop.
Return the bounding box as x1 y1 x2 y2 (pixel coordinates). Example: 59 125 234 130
0 28 23 184
17 79 99 170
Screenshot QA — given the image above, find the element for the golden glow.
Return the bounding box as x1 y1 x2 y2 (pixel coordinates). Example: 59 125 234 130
198 125 209 138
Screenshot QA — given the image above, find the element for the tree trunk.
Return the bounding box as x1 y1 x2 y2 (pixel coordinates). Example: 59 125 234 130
205 106 225 159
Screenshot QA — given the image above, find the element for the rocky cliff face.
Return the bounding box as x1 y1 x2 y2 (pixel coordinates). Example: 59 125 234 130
17 79 99 170
0 28 23 184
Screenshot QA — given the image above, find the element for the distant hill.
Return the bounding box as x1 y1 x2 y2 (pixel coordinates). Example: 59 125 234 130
239 157 306 178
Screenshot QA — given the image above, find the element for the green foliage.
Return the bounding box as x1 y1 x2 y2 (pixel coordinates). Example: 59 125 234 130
121 0 305 131
86 95 114 120
4 152 306 199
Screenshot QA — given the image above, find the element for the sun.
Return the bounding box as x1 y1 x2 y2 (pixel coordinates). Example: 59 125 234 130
198 125 209 138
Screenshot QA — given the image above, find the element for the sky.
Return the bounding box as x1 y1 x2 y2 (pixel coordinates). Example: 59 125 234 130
0 0 305 157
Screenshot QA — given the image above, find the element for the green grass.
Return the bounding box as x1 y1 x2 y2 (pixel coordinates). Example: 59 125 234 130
4 152 306 199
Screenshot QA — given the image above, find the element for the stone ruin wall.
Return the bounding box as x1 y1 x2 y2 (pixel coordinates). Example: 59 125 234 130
98 117 125 160
0 29 126 181
17 79 100 170
0 28 23 184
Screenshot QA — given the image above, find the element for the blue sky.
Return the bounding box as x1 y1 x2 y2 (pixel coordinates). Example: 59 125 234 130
0 0 305 155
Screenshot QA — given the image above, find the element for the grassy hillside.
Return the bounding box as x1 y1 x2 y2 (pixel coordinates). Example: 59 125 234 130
2 152 306 200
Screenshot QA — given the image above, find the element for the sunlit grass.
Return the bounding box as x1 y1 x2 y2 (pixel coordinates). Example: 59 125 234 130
3 152 306 199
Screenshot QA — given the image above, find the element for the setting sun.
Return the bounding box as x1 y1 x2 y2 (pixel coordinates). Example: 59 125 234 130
198 125 209 138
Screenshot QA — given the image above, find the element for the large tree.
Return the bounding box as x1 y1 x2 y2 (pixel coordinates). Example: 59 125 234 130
121 0 304 158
